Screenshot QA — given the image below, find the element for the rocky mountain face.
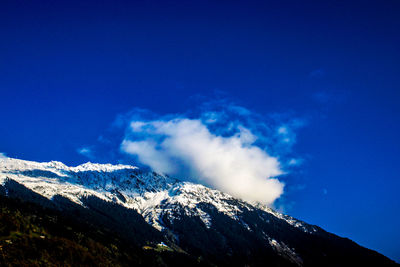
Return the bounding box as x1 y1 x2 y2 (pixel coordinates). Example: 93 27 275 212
0 157 397 266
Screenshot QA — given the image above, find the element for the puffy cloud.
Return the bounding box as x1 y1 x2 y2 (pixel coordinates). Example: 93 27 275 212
112 100 306 206
121 140 176 174
121 117 284 205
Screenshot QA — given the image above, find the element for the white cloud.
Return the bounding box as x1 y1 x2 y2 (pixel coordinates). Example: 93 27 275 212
121 118 285 205
288 158 303 166
77 147 94 160
274 119 306 151
121 140 176 174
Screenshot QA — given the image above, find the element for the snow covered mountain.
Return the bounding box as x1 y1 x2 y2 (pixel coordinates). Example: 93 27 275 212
0 157 397 266
0 157 310 233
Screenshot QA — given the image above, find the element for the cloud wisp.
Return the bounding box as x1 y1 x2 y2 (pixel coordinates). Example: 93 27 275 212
118 101 307 206
77 147 95 160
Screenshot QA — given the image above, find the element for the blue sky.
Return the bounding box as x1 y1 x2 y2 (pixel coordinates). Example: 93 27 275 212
1 0 399 261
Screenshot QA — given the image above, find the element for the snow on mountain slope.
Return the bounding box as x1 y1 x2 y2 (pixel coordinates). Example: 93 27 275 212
2 157 398 267
0 157 314 234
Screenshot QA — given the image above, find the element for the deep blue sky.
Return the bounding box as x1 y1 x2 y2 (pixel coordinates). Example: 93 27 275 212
1 0 399 261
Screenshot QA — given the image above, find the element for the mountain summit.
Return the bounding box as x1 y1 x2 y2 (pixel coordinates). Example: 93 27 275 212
0 157 397 266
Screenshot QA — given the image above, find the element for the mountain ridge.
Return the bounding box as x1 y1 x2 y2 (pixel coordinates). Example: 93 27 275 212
0 157 307 232
0 157 397 266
